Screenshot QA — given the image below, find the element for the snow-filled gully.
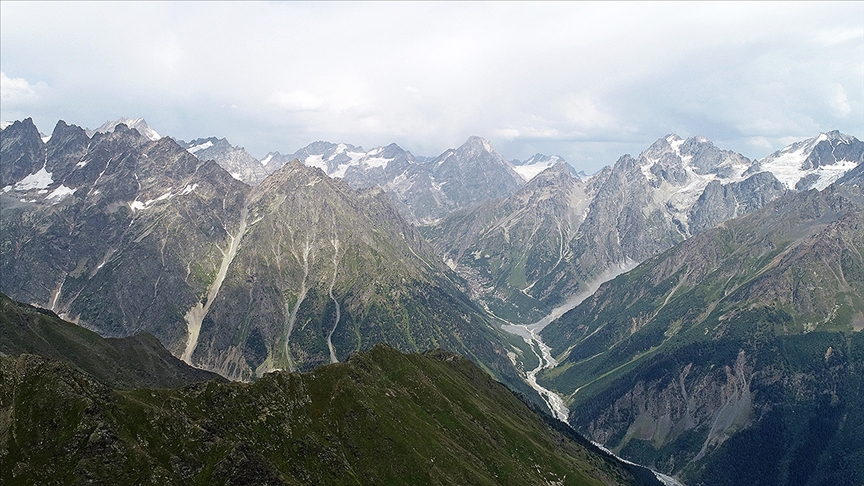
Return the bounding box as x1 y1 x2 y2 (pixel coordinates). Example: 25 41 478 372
181 200 250 364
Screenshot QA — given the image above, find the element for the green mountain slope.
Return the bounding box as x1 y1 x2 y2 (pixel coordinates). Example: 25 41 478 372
537 185 864 484
0 292 221 389
0 342 660 486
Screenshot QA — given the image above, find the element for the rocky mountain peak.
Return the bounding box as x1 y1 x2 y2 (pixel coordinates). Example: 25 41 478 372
463 135 495 153
178 135 266 185
754 130 864 190
88 117 161 141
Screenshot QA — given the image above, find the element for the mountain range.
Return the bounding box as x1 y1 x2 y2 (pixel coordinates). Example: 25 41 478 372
537 182 864 484
2 115 863 485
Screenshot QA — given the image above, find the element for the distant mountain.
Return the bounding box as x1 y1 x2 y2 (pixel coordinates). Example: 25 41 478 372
751 130 864 191
87 117 162 141
425 134 793 322
0 119 535 398
283 136 525 224
423 162 595 322
178 136 268 185
511 153 573 181
538 183 864 484
0 292 220 389
1 343 661 485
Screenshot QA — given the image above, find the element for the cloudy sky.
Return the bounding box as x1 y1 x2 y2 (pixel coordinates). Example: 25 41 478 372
1 2 862 172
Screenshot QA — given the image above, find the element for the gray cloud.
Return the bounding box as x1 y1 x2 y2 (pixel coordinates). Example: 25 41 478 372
1 2 861 172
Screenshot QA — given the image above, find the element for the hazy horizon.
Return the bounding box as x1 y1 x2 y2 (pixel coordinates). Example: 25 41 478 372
2 2 862 172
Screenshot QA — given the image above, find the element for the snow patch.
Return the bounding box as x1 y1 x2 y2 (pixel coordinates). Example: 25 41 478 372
45 184 76 203
181 183 198 195
14 166 53 190
76 160 88 168
363 155 392 170
130 191 173 211
187 140 213 154
512 162 555 182
260 153 273 166
812 160 860 190
304 154 327 172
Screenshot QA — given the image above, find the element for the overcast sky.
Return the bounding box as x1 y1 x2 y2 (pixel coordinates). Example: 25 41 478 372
2 2 862 172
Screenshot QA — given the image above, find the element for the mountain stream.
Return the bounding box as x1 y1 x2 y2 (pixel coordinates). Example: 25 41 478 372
500 262 637 423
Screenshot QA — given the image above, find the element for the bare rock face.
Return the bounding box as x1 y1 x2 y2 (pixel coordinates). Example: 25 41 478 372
179 137 269 185
0 120 531 398
280 137 525 224
0 118 45 187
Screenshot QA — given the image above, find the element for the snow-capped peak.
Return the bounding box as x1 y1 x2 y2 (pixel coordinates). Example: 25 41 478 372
755 131 863 190
89 117 162 141
511 154 568 182
186 140 213 154
0 121 12 130
290 141 398 179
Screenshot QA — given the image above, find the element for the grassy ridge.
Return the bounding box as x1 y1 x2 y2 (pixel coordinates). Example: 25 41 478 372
1 342 659 485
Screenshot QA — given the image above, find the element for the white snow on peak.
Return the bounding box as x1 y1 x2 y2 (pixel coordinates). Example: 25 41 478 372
811 160 859 190
92 118 161 141
304 154 327 172
510 154 566 182
0 121 12 130
299 145 393 179
45 184 76 203
363 155 392 170
230 172 243 181
14 165 53 191
757 132 859 190
260 153 273 166
187 140 213 154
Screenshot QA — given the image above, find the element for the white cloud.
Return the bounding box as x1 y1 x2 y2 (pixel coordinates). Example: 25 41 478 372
494 128 520 140
829 84 852 117
815 27 864 46
0 2 861 171
0 71 39 105
267 91 326 112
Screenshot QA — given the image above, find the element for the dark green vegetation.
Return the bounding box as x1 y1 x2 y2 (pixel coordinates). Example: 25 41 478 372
0 292 220 389
0 335 660 485
539 185 864 484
